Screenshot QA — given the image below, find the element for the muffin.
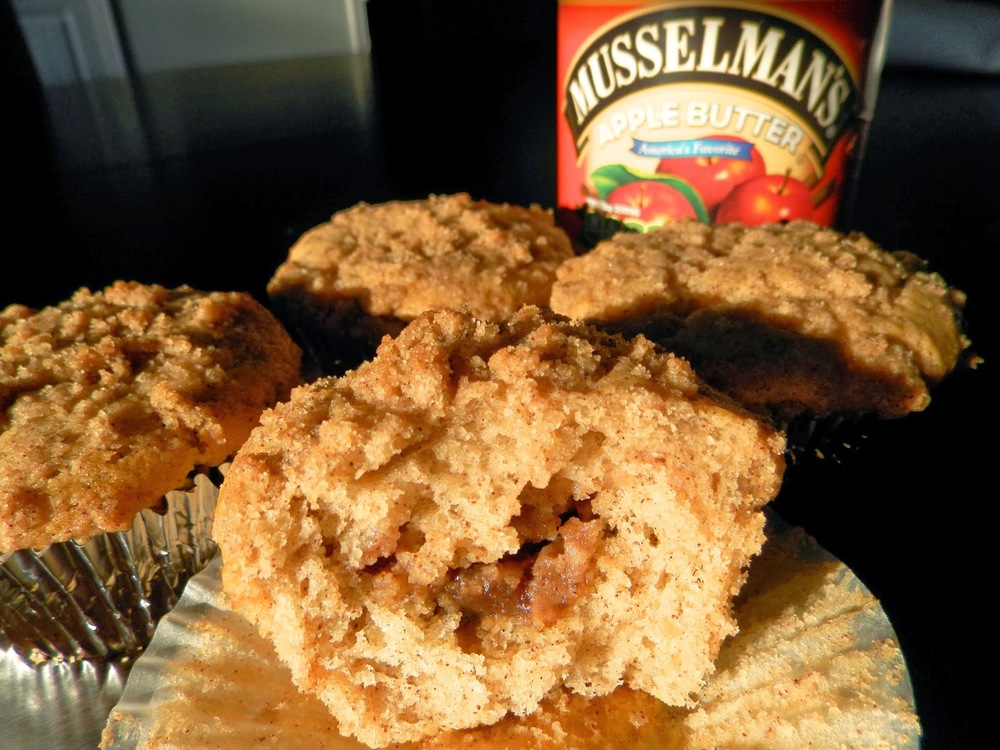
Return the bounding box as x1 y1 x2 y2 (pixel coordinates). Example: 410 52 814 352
213 306 785 747
549 220 971 453
267 193 574 373
1 281 301 664
99 514 919 750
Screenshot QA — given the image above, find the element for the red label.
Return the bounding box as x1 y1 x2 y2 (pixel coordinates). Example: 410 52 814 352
557 1 890 240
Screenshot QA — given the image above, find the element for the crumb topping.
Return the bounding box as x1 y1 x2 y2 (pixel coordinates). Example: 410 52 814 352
268 193 574 322
550 220 970 418
1 281 301 549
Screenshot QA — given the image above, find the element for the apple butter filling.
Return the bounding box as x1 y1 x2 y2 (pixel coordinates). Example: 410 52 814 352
358 494 605 656
443 507 604 653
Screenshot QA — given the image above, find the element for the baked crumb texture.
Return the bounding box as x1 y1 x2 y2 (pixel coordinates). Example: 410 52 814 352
0 281 301 550
215 306 785 747
267 193 574 372
100 520 919 750
550 220 970 420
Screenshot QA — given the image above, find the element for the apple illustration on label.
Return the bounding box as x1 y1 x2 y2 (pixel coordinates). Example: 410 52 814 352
607 180 698 227
656 136 766 212
714 172 814 225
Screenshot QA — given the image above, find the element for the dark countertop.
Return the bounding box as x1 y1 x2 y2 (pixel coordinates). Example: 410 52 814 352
4 7 996 748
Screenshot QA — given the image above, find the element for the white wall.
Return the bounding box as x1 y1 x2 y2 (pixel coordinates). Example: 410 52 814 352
10 0 374 171
117 0 369 74
13 0 370 85
12 0 127 84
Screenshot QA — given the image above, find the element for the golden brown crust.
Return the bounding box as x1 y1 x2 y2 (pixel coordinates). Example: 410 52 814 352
1 281 301 550
269 194 574 322
267 194 574 370
550 220 970 419
214 306 784 747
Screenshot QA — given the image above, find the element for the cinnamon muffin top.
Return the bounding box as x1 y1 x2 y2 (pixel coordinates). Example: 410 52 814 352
269 193 573 323
1 281 301 550
550 220 970 419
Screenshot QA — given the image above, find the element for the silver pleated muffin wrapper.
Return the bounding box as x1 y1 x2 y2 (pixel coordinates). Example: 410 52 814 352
1 645 130 750
0 466 224 666
99 513 920 749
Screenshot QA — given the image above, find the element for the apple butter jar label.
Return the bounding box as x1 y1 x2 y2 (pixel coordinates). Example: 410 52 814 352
556 0 893 244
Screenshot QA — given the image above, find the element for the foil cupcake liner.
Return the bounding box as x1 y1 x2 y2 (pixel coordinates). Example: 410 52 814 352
99 513 920 749
1 646 130 750
0 467 224 666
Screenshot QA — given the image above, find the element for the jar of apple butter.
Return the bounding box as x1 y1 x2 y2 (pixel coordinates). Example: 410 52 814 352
556 0 893 245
